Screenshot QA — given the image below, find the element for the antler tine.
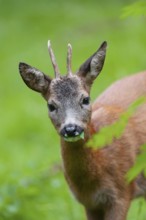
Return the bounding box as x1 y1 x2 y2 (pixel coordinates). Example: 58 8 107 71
67 43 72 76
48 40 60 78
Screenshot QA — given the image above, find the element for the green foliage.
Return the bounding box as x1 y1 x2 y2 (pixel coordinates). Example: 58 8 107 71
87 97 146 149
0 164 84 220
127 198 146 220
122 1 146 18
127 144 146 183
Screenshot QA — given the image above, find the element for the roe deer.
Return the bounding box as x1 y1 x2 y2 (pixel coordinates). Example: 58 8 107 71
19 41 146 220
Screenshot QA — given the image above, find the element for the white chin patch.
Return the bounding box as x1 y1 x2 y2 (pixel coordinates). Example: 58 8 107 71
63 132 84 142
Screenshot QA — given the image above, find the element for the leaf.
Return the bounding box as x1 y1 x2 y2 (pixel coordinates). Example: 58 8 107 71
87 97 146 149
128 198 146 220
127 144 146 182
121 1 146 18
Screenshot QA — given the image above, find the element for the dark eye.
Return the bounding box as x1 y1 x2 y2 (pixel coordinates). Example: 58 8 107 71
82 97 90 105
48 104 56 112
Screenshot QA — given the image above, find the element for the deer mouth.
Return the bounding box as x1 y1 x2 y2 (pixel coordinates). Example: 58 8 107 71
63 132 85 142
60 124 84 142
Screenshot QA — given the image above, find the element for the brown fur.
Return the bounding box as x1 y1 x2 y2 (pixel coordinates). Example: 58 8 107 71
19 42 146 220
60 71 146 220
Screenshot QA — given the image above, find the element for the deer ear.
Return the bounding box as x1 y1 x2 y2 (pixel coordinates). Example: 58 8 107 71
19 62 51 94
76 41 107 87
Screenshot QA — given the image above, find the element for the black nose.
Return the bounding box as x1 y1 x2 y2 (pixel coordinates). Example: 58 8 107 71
65 124 76 136
61 124 83 137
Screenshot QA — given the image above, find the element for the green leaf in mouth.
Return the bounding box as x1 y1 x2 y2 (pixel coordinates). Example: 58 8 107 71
64 132 84 142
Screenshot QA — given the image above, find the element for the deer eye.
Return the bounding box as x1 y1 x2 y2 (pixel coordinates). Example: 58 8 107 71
48 103 56 112
82 97 90 105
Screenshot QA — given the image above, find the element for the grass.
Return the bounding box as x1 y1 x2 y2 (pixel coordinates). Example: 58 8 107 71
0 0 146 219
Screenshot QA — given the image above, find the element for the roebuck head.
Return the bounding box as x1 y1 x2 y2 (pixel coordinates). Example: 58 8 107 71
19 41 107 142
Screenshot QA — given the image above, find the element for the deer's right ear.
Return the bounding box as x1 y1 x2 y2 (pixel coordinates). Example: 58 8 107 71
19 62 51 94
76 41 107 89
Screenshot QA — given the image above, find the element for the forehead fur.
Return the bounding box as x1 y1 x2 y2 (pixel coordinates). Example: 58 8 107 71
50 76 83 100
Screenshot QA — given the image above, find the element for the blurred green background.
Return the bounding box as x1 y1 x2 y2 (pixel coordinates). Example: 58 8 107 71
0 0 146 219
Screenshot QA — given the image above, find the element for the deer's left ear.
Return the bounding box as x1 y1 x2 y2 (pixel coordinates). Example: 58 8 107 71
19 62 51 94
76 41 107 88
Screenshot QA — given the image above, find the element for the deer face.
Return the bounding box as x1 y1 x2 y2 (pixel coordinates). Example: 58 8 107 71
47 76 91 140
19 41 107 142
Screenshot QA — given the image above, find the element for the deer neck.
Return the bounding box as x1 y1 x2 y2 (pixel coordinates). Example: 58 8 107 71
60 134 87 167
60 138 91 186
60 127 91 165
60 126 103 186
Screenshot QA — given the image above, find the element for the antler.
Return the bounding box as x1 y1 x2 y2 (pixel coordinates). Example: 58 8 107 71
48 40 60 78
67 43 72 76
